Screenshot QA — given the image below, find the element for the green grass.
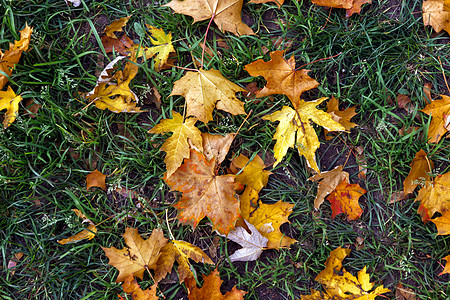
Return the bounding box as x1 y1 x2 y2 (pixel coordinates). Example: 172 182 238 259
1 0 450 299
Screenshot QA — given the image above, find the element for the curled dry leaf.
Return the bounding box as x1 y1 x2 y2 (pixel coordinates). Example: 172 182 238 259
301 247 390 299
403 149 434 195
155 240 213 282
244 50 319 108
102 227 168 282
58 209 97 245
224 219 268 262
310 165 349 209
240 187 296 249
231 154 272 192
422 0 450 34
148 111 202 178
164 0 254 36
86 56 142 113
327 179 366 221
7 252 24 276
185 268 247 300
421 94 450 143
86 169 107 191
0 87 23 129
262 99 345 171
324 97 358 140
170 68 246 124
164 150 242 235
122 274 158 300
0 23 33 90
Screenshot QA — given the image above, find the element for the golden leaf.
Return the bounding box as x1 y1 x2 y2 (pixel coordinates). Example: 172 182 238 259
104 16 131 39
262 99 345 171
423 0 450 34
122 274 158 300
420 94 450 143
403 149 434 195
0 87 22 129
324 97 358 140
231 154 272 193
415 172 450 222
148 111 202 178
164 0 254 36
102 227 168 282
58 209 97 245
170 69 246 124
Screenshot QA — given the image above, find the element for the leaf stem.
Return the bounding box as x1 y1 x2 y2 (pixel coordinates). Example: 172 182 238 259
201 13 216 69
297 52 342 70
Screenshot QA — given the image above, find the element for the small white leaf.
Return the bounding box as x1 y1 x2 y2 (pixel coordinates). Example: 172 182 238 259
225 220 268 262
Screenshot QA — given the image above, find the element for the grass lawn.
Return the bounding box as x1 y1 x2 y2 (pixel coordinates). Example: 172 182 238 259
1 0 450 299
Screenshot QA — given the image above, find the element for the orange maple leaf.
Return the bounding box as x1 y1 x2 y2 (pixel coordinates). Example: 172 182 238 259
244 50 319 108
310 165 349 209
311 0 372 18
164 149 242 235
324 97 358 140
421 94 450 143
185 268 247 299
164 0 254 36
415 172 450 223
327 179 366 221
403 149 434 195
102 227 168 282
440 255 450 275
122 274 158 300
86 169 107 191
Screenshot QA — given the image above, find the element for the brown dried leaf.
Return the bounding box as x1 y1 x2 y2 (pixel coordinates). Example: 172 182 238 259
86 169 107 191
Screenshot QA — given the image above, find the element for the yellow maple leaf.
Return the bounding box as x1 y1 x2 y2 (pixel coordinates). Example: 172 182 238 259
155 240 213 282
164 0 254 36
102 227 168 282
86 56 142 113
0 23 33 90
131 25 175 70
122 274 158 300
148 111 202 178
240 187 296 249
416 172 450 222
262 98 345 171
423 0 450 34
57 209 97 245
231 154 272 193
170 68 246 124
301 247 390 299
0 87 22 129
421 94 450 143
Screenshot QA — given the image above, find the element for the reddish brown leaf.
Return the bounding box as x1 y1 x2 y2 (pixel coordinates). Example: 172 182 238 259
327 179 366 221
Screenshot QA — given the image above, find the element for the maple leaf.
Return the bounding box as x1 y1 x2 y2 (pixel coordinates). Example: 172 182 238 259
164 0 254 36
310 165 349 209
164 149 242 235
224 219 268 262
240 187 297 249
148 111 202 178
0 86 23 129
185 268 247 299
420 94 450 143
403 149 434 195
324 97 358 140
155 240 213 282
102 227 168 282
415 172 450 222
122 274 158 300
311 0 372 18
130 25 175 70
58 209 97 245
301 247 390 299
431 210 450 235
231 154 272 192
327 179 366 221
86 56 142 113
423 0 450 34
262 98 345 171
86 169 107 191
0 23 33 90
440 255 450 275
201 133 235 164
244 50 319 108
104 16 131 39
170 68 246 124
